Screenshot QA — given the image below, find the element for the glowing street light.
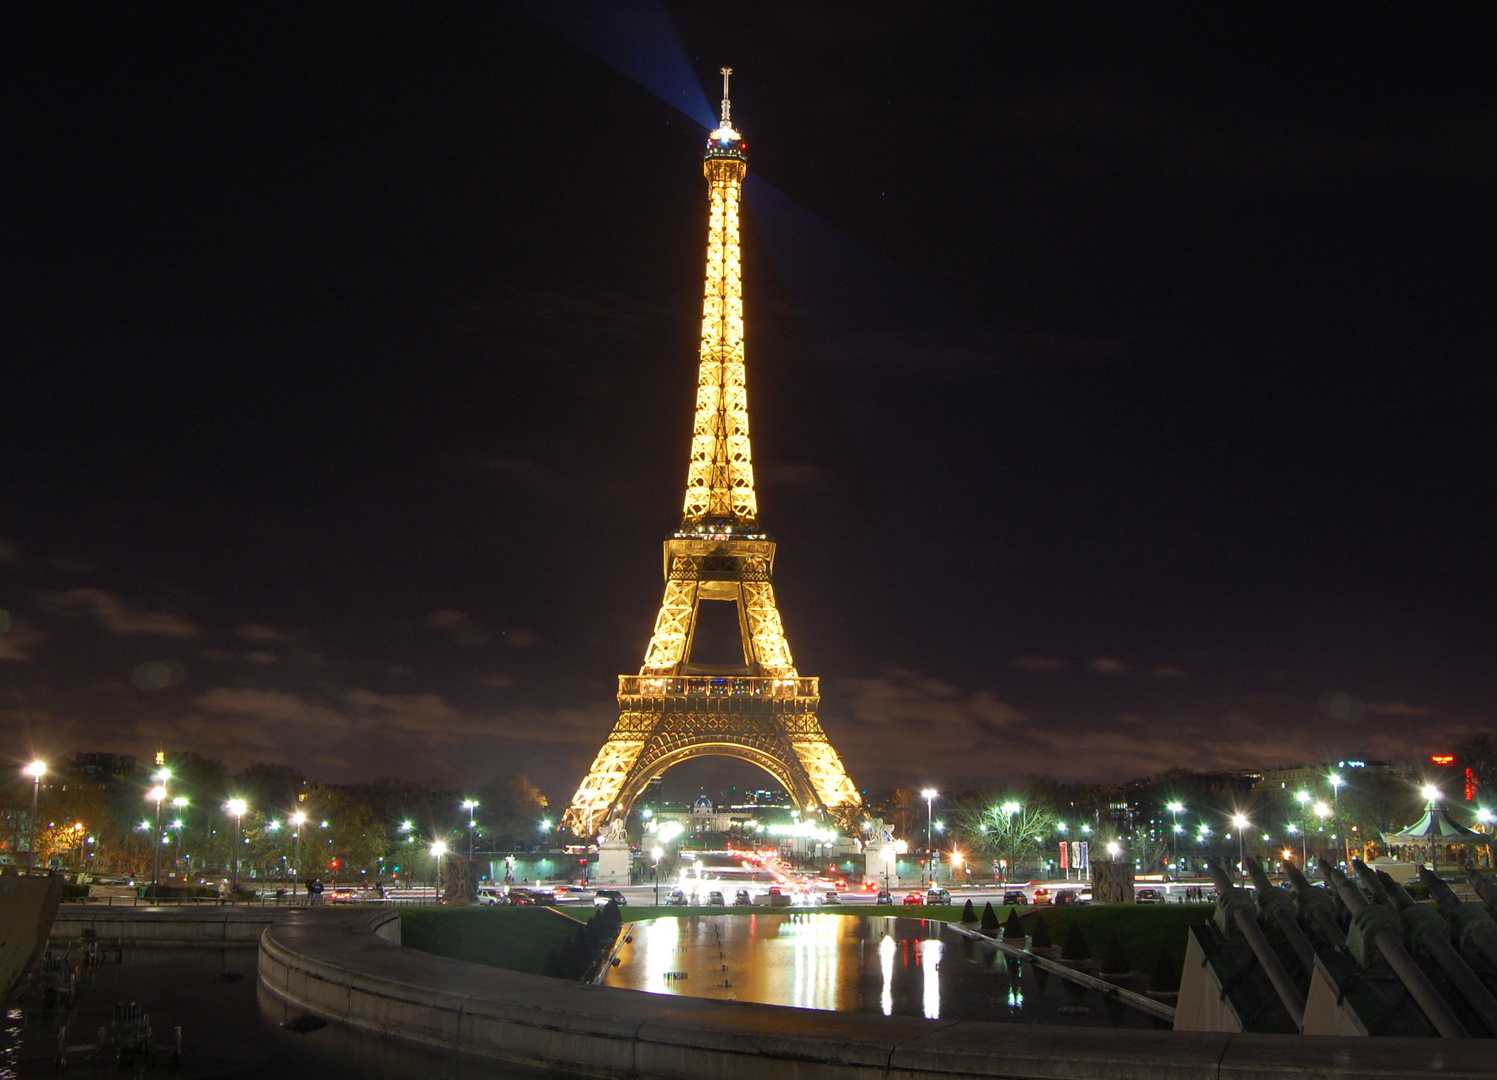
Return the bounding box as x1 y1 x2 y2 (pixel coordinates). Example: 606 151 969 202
1166 801 1184 869
463 799 479 865
431 840 448 901
651 845 663 905
148 775 169 901
290 811 307 900
921 789 938 886
24 761 46 875
1231 814 1249 875
1328 774 1344 805
226 799 248 899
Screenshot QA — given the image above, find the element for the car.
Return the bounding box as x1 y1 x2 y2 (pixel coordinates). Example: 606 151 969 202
903 892 925 906
733 889 752 905
707 890 726 905
594 889 628 907
1002 890 1029 906
1031 888 1051 905
925 888 950 905
824 890 841 904
476 886 509 906
1052 890 1076 906
876 889 893 904
1135 888 1163 904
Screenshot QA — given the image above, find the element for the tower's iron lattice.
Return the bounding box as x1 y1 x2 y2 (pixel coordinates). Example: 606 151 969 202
562 71 861 838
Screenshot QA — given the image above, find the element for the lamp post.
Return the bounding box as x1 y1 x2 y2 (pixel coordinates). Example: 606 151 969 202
24 761 46 875
463 799 479 866
226 799 247 899
1167 802 1184 873
148 770 170 901
1000 801 1021 884
1231 814 1249 877
431 841 447 902
651 846 663 905
1421 785 1441 878
1288 823 1305 866
921 790 937 886
290 811 306 900
1312 801 1331 866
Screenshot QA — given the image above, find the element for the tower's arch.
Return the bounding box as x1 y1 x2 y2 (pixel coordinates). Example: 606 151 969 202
612 741 820 823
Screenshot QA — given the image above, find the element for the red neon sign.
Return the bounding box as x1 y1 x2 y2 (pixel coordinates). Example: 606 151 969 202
1431 755 1455 765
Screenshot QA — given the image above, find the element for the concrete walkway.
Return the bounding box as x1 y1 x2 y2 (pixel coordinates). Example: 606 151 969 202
259 908 1496 1079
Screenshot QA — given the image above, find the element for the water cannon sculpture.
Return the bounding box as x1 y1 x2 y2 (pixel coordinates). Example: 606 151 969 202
1177 854 1497 1038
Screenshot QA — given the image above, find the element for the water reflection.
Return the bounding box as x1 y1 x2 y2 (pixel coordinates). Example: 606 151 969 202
879 934 895 1016
607 914 1159 1028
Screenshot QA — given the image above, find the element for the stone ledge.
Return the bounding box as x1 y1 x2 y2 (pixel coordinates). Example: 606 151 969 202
52 902 297 945
258 909 1497 1079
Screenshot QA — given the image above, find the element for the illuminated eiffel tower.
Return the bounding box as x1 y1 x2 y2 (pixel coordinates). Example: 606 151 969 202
562 71 861 839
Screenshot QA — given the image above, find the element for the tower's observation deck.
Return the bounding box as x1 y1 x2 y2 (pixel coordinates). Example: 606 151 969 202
562 71 861 839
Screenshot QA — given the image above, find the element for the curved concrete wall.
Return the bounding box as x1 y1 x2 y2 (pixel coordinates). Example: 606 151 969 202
52 903 292 945
259 909 1495 1079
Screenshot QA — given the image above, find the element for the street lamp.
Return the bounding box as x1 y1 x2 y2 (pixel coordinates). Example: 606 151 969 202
226 799 248 899
921 790 937 886
1421 786 1441 877
463 799 479 867
651 846 663 905
1167 802 1184 872
1287 823 1305 866
1231 814 1249 876
431 840 447 902
148 770 170 900
24 761 46 875
290 811 307 900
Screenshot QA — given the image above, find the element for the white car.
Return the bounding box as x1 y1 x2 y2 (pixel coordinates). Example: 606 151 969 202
476 886 508 906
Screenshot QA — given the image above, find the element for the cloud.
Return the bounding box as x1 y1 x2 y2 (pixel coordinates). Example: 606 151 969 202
39 588 199 637
1011 656 1064 674
242 651 278 665
235 624 297 643
425 610 491 648
1151 666 1190 679
0 540 17 562
0 618 46 661
477 674 516 688
1087 658 1129 675
1365 701 1434 717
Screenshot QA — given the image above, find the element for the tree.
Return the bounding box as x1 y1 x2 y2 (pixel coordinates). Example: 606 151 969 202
477 773 549 850
953 796 1058 878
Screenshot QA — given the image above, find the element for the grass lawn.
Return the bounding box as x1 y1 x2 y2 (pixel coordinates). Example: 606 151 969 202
398 906 590 975
1013 904 1215 973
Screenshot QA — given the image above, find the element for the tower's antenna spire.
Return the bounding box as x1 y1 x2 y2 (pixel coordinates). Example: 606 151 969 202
720 66 732 126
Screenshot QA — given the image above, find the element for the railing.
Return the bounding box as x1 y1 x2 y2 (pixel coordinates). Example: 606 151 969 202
619 675 818 699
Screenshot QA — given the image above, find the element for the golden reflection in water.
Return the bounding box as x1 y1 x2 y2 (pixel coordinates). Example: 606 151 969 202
879 933 896 1016
919 933 943 1019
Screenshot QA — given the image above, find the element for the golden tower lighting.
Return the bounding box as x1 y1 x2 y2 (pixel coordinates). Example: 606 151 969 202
563 70 861 838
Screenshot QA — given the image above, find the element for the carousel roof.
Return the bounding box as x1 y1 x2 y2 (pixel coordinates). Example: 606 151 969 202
1382 801 1486 845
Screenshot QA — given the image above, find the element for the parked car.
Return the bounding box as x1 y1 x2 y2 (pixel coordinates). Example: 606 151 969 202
925 888 950 905
1135 888 1163 904
824 890 841 904
707 890 726 906
876 889 893 904
1052 890 1076 906
1002 890 1029 906
733 889 752 905
476 886 509 906
594 889 628 907
1031 888 1052 905
903 892 925 906
666 889 688 906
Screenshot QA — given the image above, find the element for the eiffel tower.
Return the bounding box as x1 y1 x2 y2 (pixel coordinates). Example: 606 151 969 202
562 71 861 839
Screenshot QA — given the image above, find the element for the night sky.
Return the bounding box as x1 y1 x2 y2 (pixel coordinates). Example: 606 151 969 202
4 3 1495 804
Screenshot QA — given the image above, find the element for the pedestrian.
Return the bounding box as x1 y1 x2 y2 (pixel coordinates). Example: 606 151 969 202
310 878 324 906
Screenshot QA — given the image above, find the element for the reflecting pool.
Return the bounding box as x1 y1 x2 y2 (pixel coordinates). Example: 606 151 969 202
605 914 1164 1028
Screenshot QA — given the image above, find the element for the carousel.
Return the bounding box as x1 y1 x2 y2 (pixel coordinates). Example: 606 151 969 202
1380 791 1493 875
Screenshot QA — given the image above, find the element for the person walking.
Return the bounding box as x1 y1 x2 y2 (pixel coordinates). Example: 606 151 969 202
309 878 324 906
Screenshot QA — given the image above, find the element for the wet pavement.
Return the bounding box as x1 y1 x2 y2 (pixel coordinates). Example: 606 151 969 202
605 913 1170 1028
